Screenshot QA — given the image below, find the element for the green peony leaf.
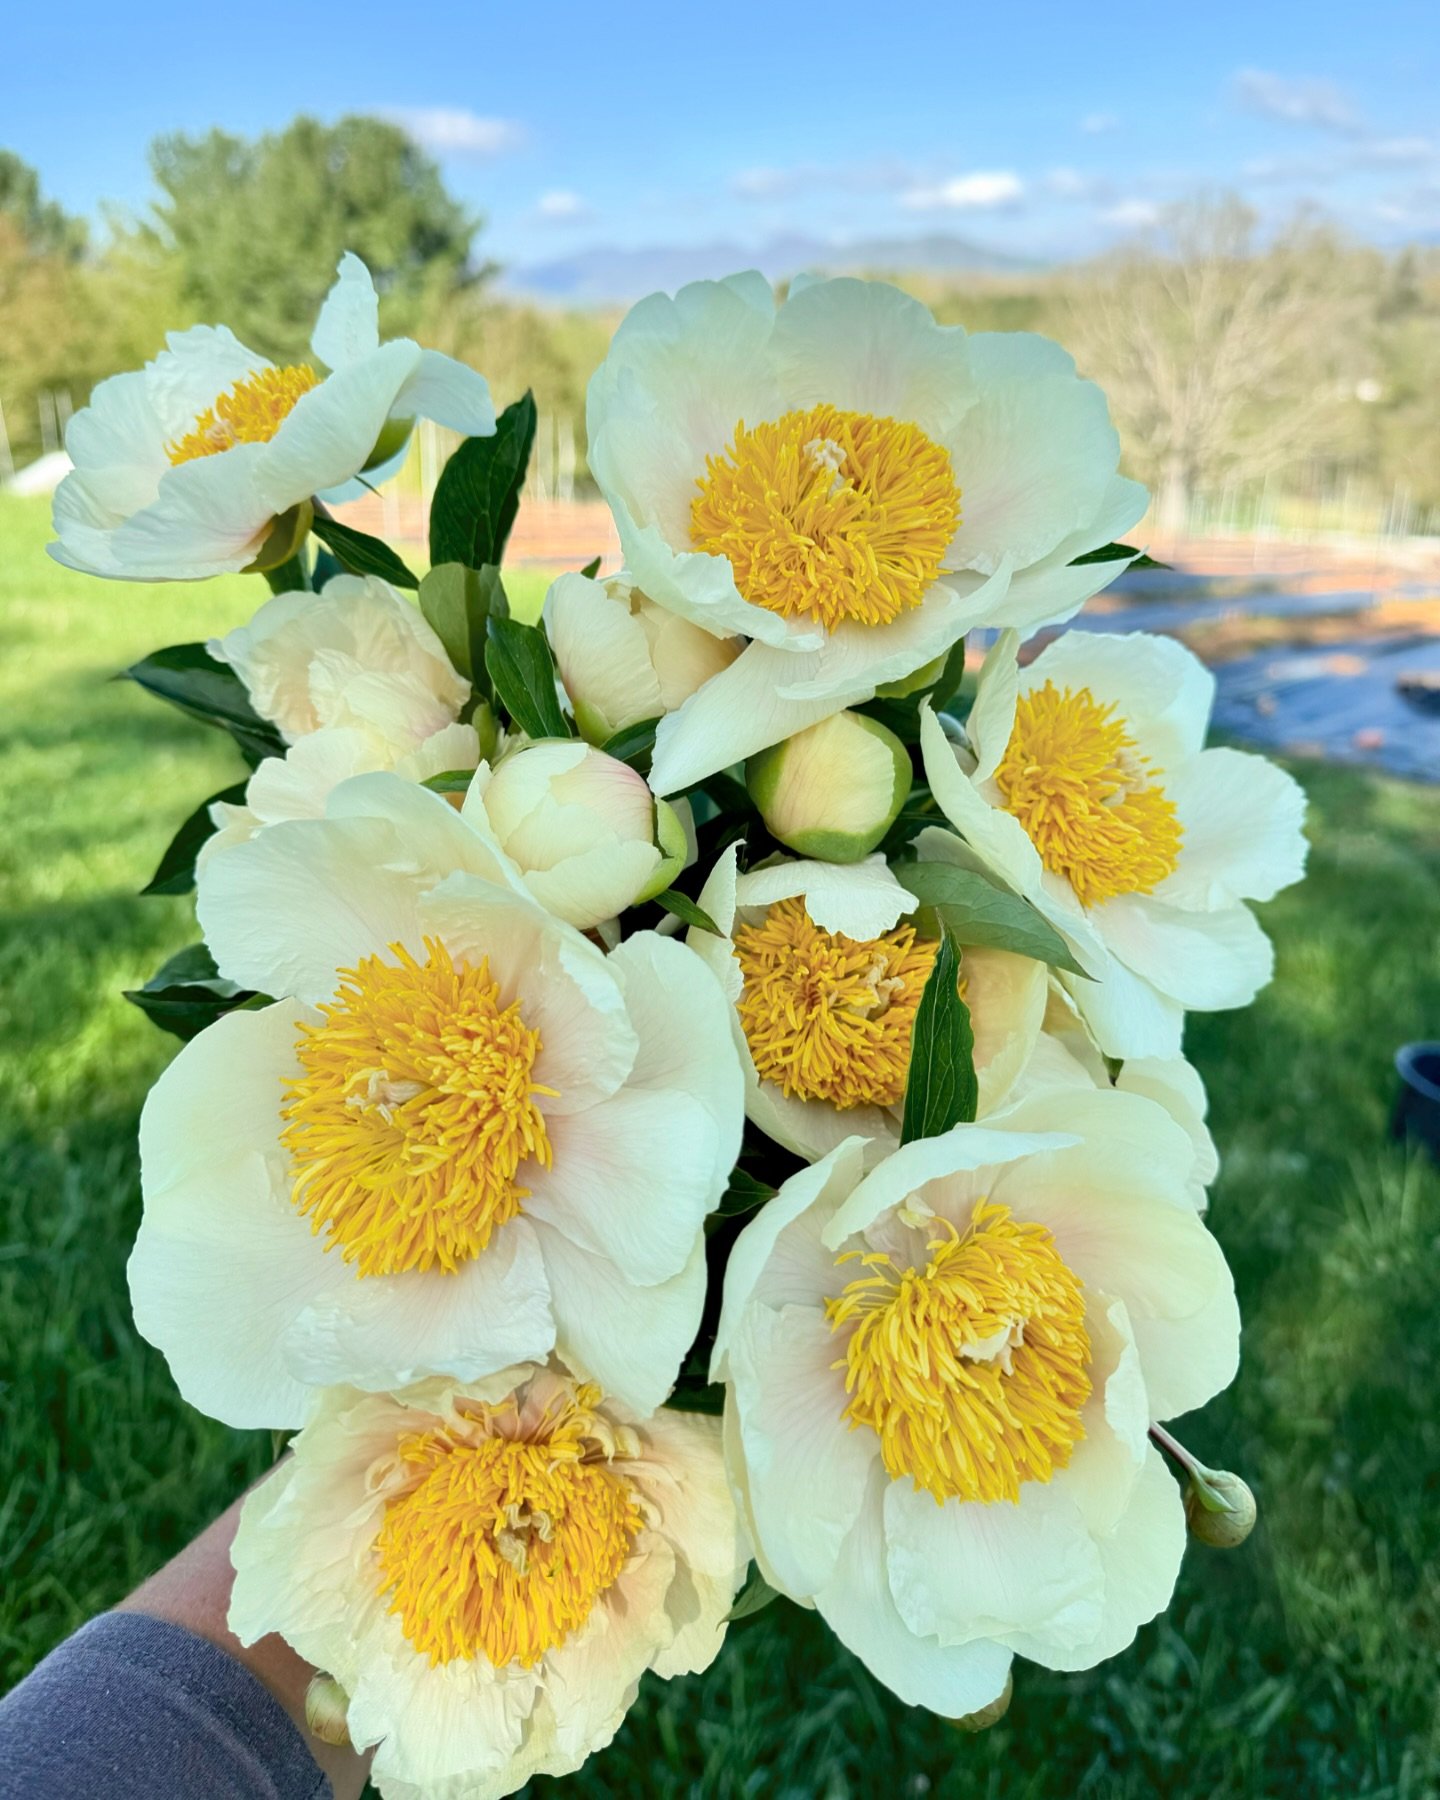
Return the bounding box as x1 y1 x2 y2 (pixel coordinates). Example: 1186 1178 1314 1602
123 643 286 768
429 392 538 571
484 616 569 739
141 780 249 896
309 514 418 589
419 562 508 689
901 929 978 1143
898 861 1088 976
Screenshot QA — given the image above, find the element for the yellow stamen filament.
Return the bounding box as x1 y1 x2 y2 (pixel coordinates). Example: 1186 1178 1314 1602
168 363 321 464
827 1201 1091 1504
733 895 939 1109
995 680 1184 907
375 1384 643 1668
690 404 960 630
281 938 554 1278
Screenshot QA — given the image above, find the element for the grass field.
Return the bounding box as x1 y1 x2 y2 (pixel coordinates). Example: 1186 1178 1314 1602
3 488 1439 1798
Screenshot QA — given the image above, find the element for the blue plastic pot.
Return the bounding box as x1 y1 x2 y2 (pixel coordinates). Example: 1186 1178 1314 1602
1392 1043 1440 1161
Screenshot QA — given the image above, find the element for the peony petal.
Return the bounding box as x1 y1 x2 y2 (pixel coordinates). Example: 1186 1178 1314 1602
814 1467 1013 1715
884 1471 1104 1656
944 346 1119 576
1158 747 1309 908
310 252 381 369
770 276 978 439
536 1228 706 1416
391 348 497 437
1025 629 1216 772
727 1303 878 1598
131 1003 357 1427
281 1217 556 1392
258 339 419 511
735 853 915 939
1097 894 1275 1011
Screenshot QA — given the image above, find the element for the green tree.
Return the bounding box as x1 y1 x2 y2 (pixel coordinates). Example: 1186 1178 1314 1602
145 115 480 359
0 150 85 257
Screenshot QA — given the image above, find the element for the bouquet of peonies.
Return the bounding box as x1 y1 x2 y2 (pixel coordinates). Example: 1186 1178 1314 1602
54 256 1307 1798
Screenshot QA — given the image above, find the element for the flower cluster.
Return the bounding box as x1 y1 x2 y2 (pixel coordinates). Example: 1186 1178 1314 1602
63 257 1306 1797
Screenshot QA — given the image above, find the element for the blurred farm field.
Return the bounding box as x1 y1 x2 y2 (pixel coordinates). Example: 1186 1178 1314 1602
2 490 1439 1797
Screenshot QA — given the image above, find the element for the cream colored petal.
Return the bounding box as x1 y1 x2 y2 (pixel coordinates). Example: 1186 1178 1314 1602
814 1467 1013 1716
727 1302 878 1598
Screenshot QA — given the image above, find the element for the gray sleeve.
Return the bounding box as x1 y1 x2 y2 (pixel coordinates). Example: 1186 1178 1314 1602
0 1612 332 1800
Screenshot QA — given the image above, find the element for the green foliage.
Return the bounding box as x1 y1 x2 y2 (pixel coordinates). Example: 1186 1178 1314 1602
0 150 85 257
898 860 1088 974
484 616 569 739
650 888 721 935
428 393 538 571
122 642 285 768
143 116 478 360
308 514 418 590
124 943 259 1042
140 780 248 896
3 496 1440 1794
900 930 978 1141
418 563 508 690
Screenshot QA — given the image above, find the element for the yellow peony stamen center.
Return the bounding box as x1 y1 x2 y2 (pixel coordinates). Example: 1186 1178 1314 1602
167 363 321 464
732 895 939 1109
827 1200 1091 1505
280 938 554 1278
375 1385 644 1668
995 679 1184 907
690 404 961 631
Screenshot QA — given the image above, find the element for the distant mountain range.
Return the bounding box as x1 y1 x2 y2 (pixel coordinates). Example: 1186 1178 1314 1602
500 233 1042 306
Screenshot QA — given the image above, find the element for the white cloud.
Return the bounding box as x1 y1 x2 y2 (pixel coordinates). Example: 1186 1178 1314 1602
1045 166 1114 203
1099 199 1161 229
1352 136 1437 167
536 189 590 221
1080 112 1120 135
384 106 526 158
900 170 1025 212
1230 69 1362 134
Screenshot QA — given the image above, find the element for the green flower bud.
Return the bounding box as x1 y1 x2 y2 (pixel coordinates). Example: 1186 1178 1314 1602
304 1672 353 1747
746 711 910 864
1185 1467 1257 1548
636 798 690 902
949 1671 1013 1733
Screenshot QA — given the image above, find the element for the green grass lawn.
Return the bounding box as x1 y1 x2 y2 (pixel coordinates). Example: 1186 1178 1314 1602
3 489 1439 1797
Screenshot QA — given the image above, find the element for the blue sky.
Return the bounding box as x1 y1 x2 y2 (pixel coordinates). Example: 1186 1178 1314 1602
8 0 1439 271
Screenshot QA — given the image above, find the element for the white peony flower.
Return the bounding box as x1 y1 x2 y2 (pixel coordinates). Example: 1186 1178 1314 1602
687 847 1047 1165
199 573 481 864
214 574 471 749
50 253 494 581
712 1085 1240 1715
229 1366 746 1800
586 272 1147 793
919 629 1308 1060
131 773 743 1427
200 721 481 867
544 570 743 744
465 740 688 931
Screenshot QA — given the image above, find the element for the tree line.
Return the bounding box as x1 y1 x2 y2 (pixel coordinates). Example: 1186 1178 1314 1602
2 121 1437 527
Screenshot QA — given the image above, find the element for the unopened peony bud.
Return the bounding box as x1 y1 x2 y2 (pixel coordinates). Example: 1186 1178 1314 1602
476 739 686 929
949 1672 1013 1733
746 711 910 863
1184 1467 1257 1548
304 1672 353 1747
545 572 742 744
